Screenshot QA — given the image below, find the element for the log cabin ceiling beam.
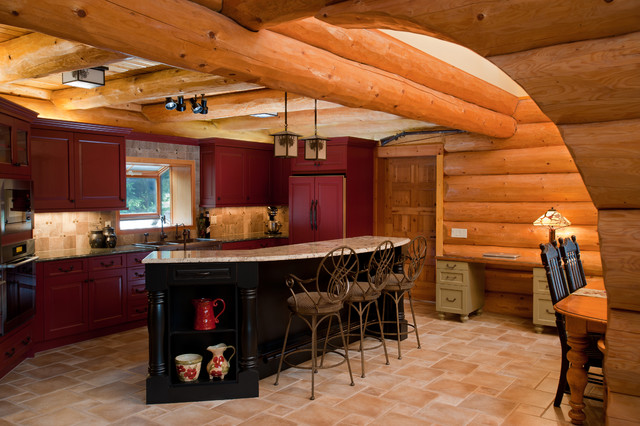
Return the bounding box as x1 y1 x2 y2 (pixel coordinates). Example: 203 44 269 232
269 18 518 116
317 0 640 57
0 32 127 83
219 0 336 31
51 68 264 110
0 83 51 99
490 32 640 125
0 0 516 139
142 89 340 122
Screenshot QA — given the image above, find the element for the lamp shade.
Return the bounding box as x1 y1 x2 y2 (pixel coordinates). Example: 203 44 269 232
301 135 328 160
533 207 571 229
62 67 106 88
271 130 300 158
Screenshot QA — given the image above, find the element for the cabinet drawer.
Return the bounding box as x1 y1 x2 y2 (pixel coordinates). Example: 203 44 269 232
437 268 468 286
128 279 147 299
437 260 470 273
1 322 33 368
128 299 148 322
533 268 549 293
128 266 146 282
436 286 464 313
43 259 86 278
127 251 151 267
88 255 124 271
533 295 556 327
169 264 236 284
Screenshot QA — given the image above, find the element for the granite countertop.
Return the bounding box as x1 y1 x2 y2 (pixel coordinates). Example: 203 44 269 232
36 232 289 262
143 236 410 264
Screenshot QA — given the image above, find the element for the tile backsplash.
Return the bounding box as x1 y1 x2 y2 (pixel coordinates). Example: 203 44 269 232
33 206 288 252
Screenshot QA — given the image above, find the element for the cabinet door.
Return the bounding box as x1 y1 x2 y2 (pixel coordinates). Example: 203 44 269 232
290 143 347 174
0 115 31 178
88 269 126 329
245 148 271 205
31 129 75 211
314 176 344 242
271 157 292 205
74 133 126 210
289 176 316 244
200 146 216 206
215 146 245 205
44 276 89 340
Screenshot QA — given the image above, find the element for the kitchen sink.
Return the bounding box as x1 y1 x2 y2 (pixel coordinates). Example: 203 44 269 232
133 238 220 251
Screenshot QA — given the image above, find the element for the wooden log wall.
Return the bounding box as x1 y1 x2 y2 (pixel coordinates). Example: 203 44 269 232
442 99 601 318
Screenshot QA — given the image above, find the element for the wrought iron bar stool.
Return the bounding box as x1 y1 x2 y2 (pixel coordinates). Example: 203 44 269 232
274 246 357 400
381 235 427 359
344 240 394 378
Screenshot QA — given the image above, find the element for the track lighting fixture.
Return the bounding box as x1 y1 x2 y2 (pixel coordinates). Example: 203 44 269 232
200 98 208 115
165 97 177 110
176 96 186 112
190 96 203 114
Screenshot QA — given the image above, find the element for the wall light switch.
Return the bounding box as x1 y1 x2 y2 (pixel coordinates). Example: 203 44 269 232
451 228 467 238
105 221 111 227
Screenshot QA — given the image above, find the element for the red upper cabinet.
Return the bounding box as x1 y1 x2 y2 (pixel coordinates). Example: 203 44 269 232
290 139 350 174
200 138 272 207
0 98 38 179
31 119 128 212
270 156 292 205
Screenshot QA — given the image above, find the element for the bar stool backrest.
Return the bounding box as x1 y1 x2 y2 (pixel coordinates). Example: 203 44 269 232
352 240 395 296
558 235 587 293
402 235 428 282
318 246 359 302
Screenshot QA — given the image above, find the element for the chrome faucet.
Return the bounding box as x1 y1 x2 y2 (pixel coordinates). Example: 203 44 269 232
175 223 185 240
182 229 191 251
159 215 168 241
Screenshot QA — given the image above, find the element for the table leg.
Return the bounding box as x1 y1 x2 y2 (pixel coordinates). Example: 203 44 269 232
566 330 589 424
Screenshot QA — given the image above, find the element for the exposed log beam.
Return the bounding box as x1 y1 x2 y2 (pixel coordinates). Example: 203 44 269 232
220 0 332 31
188 1 222 12
0 83 51 99
214 106 406 131
0 0 516 138
317 0 640 57
2 94 271 141
490 32 640 125
144 89 340 122
0 32 126 83
270 18 517 116
51 68 263 110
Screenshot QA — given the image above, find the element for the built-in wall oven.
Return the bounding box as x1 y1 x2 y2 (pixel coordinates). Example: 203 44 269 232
0 239 37 336
0 178 36 336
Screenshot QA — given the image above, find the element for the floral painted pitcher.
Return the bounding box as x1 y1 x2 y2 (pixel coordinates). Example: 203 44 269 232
206 343 235 380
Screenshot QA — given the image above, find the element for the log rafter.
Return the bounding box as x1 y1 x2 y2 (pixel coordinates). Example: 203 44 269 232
0 0 516 139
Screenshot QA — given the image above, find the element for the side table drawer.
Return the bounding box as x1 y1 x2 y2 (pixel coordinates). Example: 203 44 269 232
533 267 549 293
436 260 470 286
533 295 556 327
436 285 464 314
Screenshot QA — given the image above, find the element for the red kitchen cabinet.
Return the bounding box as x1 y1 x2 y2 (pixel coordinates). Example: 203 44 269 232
271 156 292 205
88 269 126 329
0 98 38 179
291 142 347 174
200 138 272 207
31 119 128 212
289 175 344 244
126 251 151 322
0 321 34 379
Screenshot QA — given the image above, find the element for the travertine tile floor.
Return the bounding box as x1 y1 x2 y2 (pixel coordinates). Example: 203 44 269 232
0 301 604 425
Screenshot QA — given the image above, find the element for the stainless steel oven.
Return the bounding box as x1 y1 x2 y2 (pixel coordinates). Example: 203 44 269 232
0 239 37 336
0 178 33 240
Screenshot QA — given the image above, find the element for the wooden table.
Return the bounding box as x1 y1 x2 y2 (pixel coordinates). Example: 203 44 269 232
554 292 607 425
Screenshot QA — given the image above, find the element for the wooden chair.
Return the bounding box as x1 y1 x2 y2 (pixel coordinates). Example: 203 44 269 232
558 235 587 293
274 246 357 400
381 235 428 360
344 240 394 378
540 241 603 407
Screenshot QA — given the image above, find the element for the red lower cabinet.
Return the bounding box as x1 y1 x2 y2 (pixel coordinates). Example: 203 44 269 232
88 269 126 329
44 274 89 340
0 321 34 378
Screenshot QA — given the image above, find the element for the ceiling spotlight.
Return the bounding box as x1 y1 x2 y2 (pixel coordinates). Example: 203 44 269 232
176 96 186 112
200 98 208 115
190 96 203 114
165 97 177 110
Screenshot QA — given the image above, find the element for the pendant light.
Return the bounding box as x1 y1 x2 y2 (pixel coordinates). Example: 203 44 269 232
271 92 299 158
301 99 328 161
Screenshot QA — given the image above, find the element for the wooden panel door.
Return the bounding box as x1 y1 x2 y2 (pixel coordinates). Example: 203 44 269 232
315 175 344 242
289 176 315 244
380 156 437 301
74 133 126 210
44 276 89 340
215 146 245 205
31 129 75 211
88 269 126 330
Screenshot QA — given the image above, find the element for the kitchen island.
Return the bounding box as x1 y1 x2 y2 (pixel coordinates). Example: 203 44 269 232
143 236 409 403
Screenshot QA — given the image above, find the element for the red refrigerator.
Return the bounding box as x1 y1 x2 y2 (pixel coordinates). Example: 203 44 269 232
289 175 345 244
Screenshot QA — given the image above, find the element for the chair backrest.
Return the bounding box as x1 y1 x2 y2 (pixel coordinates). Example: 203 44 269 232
402 235 428 282
558 235 587 293
539 241 570 305
315 245 359 302
352 240 395 295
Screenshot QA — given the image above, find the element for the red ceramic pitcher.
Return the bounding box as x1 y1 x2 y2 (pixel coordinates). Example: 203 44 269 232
192 298 225 330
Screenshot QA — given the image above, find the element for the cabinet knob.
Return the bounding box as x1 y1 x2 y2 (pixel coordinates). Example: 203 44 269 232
446 297 457 303
101 260 115 267
135 307 148 314
58 266 74 273
133 288 146 294
70 199 75 203
134 272 145 278
21 336 31 346
5 348 15 358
